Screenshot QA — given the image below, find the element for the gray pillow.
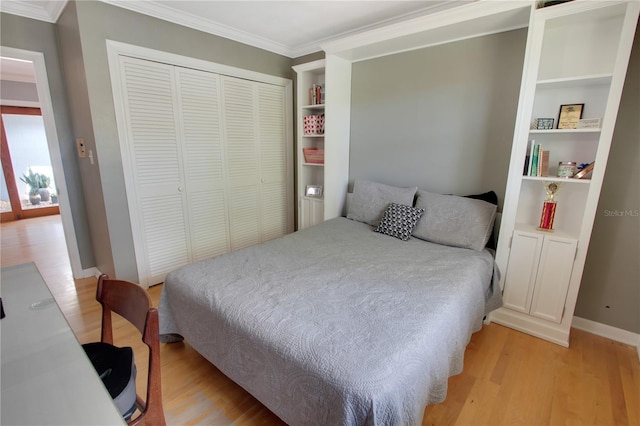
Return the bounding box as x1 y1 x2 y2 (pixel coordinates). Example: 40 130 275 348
412 190 497 251
347 180 417 226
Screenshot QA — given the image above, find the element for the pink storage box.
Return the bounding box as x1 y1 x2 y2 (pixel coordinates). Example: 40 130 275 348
303 115 325 135
303 148 324 164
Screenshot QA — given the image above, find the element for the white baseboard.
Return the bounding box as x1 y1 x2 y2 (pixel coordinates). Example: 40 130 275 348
76 267 101 279
572 316 640 362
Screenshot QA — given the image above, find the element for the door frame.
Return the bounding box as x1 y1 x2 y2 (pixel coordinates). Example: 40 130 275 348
0 46 85 278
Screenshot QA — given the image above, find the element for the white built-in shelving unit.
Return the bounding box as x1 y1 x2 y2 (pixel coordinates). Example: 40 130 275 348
491 0 639 346
293 60 325 229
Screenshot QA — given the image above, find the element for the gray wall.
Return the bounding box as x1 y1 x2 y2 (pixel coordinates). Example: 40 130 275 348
0 12 95 269
575 22 640 334
57 0 293 282
349 29 527 204
349 25 640 335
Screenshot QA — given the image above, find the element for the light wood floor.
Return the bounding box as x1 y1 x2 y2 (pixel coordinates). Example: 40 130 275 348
2 215 639 425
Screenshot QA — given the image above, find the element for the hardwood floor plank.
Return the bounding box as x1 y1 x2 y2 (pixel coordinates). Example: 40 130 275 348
2 215 639 425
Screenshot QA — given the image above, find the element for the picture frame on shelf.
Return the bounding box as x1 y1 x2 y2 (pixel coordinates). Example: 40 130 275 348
577 118 601 129
305 185 323 198
533 117 555 130
557 103 584 129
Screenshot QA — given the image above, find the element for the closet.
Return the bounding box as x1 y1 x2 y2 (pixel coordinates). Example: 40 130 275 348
114 55 293 286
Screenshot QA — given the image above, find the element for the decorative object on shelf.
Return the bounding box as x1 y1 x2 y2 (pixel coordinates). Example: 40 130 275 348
303 114 325 135
573 161 594 179
538 181 561 231
537 0 573 8
577 118 601 129
303 147 324 164
557 103 584 129
533 117 554 130
305 185 323 198
557 161 577 178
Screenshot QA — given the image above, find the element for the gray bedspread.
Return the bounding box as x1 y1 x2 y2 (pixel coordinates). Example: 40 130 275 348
159 217 501 425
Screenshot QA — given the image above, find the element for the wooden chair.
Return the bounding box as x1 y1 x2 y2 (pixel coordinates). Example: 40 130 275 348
86 274 166 426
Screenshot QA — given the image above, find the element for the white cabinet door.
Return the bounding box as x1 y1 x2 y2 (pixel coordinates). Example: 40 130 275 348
502 231 543 314
300 197 324 230
530 236 577 323
119 56 189 286
503 229 577 324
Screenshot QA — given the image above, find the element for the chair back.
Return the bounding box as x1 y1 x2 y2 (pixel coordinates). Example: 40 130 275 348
96 274 166 426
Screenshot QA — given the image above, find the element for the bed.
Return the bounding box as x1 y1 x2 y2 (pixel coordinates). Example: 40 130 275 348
159 181 502 425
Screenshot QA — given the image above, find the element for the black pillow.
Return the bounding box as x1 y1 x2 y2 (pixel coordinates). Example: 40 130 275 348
375 203 425 241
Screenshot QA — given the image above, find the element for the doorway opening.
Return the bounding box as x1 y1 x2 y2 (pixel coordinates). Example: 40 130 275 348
1 105 61 221
1 48 85 279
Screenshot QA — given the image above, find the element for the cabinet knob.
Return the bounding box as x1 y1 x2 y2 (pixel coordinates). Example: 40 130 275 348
178 187 183 192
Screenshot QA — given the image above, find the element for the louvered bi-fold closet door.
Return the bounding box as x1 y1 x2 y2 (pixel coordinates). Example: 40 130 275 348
257 83 288 242
221 76 261 250
176 68 230 261
221 77 289 250
119 56 189 285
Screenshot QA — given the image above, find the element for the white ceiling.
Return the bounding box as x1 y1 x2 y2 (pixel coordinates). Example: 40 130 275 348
0 0 463 58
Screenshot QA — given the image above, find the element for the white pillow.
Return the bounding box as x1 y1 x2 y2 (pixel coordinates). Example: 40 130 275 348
347 180 417 226
412 190 497 251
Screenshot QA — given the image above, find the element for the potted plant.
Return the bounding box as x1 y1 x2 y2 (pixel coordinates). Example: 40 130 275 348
20 168 50 204
38 174 51 202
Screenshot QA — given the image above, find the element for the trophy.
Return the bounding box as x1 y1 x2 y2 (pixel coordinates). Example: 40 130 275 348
538 181 560 231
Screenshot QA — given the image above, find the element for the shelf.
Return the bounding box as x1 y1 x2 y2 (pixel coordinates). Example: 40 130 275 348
514 222 576 241
303 162 324 167
529 128 600 134
303 196 324 201
521 176 590 184
536 74 612 89
301 104 325 110
302 134 324 138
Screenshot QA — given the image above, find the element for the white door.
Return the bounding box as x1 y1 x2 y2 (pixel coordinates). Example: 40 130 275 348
116 56 292 285
119 56 189 286
257 82 288 242
221 76 261 251
176 67 230 262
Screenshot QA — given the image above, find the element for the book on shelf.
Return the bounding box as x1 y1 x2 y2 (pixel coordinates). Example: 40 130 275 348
308 84 325 105
523 141 549 177
538 147 549 177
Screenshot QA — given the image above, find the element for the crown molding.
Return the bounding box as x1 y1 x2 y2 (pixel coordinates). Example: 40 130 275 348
0 0 67 23
101 0 469 59
101 0 294 57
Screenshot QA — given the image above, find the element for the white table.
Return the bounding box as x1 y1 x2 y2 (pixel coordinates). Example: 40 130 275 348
1 263 125 425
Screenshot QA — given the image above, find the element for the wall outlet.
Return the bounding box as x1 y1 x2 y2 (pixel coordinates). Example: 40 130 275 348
76 138 87 158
